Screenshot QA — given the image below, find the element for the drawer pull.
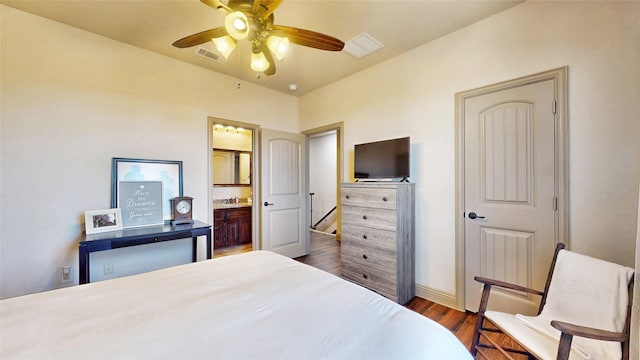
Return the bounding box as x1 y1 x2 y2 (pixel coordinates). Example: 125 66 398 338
362 254 368 260
363 273 368 279
362 215 367 220
362 234 368 240
346 194 350 199
382 196 388 202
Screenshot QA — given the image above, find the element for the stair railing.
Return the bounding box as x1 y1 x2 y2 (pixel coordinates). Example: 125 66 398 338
312 206 337 230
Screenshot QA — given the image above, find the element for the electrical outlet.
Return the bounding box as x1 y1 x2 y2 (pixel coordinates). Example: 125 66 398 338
61 266 73 284
104 263 114 275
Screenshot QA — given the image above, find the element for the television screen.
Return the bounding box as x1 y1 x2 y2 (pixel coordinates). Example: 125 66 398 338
354 137 410 180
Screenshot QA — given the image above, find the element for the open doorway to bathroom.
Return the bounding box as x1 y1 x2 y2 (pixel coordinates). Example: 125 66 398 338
209 117 258 258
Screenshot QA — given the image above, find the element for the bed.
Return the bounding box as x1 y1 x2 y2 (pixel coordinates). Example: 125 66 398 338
1 250 472 359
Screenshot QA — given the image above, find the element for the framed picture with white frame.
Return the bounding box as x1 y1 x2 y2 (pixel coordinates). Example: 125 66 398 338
84 208 123 235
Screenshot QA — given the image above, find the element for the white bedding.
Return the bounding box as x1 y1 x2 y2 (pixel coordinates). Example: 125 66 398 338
1 251 471 359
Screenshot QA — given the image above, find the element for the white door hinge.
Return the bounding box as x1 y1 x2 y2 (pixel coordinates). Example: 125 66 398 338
553 197 558 211
552 100 557 115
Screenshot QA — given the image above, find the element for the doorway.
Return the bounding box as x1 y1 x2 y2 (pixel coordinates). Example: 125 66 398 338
309 130 338 234
455 68 569 312
304 123 344 241
208 117 259 258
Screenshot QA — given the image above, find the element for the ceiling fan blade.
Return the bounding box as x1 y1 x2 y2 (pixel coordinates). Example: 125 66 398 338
200 0 230 12
172 27 227 48
262 43 276 76
271 25 344 51
261 0 282 19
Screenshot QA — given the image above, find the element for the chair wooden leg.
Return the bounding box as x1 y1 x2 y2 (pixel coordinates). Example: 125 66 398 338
556 332 573 360
471 283 492 356
470 314 483 356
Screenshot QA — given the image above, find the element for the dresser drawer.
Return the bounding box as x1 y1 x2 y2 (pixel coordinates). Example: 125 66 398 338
341 241 396 273
342 224 396 253
341 259 397 301
341 205 396 231
342 187 397 210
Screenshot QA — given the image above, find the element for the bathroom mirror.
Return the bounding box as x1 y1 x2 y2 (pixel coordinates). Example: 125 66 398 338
213 149 251 186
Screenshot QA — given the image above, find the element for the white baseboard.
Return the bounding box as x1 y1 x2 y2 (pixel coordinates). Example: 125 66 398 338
415 284 463 311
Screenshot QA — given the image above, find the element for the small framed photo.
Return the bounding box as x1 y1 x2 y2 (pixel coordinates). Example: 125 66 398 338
84 208 123 235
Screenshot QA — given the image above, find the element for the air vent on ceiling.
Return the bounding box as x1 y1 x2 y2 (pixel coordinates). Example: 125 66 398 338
343 33 384 59
195 46 226 63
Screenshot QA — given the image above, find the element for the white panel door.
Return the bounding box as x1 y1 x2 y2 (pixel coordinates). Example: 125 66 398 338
464 79 557 314
260 128 308 258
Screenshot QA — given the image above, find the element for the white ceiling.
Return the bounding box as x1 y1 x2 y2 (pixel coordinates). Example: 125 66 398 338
1 0 522 96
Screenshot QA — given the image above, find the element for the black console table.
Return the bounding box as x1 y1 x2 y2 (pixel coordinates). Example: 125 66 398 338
79 220 212 284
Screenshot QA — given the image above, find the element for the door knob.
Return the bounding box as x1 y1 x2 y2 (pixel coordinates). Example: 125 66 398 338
263 202 274 206
468 212 485 219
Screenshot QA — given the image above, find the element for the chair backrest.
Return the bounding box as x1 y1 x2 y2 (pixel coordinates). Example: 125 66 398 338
623 276 634 360
539 245 635 359
537 242 565 314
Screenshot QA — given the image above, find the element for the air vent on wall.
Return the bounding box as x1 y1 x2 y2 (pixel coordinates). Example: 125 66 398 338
195 46 226 63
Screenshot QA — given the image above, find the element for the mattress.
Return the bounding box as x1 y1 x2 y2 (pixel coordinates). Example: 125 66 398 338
1 250 472 359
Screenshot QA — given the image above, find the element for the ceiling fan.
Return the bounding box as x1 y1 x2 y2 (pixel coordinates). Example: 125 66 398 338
172 0 345 76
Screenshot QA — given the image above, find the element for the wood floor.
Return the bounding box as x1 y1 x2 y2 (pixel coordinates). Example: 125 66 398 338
213 243 252 258
295 230 341 276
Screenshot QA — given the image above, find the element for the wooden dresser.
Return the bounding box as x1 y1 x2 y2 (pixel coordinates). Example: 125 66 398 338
340 182 415 304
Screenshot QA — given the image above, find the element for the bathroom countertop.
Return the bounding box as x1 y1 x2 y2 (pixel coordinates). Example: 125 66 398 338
213 202 252 210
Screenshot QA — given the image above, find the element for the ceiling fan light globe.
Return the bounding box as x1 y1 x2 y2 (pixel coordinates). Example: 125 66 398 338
267 36 289 60
251 51 270 72
233 18 246 30
225 11 250 40
212 35 236 59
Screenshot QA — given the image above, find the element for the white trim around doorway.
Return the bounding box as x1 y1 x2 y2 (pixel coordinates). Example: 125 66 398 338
453 67 569 311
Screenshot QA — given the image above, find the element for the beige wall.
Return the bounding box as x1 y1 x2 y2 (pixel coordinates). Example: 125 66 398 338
299 1 640 302
212 128 253 152
0 5 297 298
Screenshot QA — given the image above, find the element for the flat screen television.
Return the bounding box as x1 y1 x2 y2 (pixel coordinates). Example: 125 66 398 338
354 137 410 180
